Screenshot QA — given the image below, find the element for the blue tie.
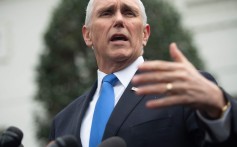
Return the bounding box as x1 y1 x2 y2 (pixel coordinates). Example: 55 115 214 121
89 74 118 147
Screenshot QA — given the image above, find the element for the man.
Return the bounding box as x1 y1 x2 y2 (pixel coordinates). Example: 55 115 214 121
49 0 237 146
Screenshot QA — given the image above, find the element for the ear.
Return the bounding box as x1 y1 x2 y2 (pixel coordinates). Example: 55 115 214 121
82 25 93 48
142 24 150 47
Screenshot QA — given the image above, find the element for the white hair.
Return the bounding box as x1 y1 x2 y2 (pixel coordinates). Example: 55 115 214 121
84 0 147 26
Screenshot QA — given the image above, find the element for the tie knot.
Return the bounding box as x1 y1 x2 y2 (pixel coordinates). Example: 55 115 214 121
103 74 118 86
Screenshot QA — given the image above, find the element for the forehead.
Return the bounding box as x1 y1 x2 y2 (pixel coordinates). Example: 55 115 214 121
93 0 140 11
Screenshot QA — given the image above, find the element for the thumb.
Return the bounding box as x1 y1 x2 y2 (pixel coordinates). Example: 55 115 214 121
169 42 188 63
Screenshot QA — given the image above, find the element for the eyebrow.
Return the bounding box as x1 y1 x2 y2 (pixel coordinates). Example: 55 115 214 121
97 4 115 15
122 3 139 15
96 3 140 16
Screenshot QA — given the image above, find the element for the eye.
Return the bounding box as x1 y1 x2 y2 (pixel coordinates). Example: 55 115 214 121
123 10 136 17
100 10 113 17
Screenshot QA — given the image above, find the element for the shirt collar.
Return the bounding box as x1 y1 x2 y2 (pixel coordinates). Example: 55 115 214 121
97 56 144 88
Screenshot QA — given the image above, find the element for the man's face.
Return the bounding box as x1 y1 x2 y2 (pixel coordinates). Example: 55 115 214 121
83 0 150 71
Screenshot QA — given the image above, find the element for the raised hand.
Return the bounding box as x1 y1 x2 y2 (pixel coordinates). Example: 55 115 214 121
132 43 226 119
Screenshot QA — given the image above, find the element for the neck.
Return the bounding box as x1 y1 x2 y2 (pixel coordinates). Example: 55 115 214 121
97 56 139 74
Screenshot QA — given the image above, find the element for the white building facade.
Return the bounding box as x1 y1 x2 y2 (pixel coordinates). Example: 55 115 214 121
0 0 60 146
0 0 236 146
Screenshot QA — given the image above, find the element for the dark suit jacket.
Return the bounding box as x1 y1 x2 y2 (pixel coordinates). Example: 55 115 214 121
49 72 237 147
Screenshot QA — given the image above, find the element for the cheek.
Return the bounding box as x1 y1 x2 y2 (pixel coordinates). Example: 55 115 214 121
131 28 144 46
91 23 108 40
128 22 144 40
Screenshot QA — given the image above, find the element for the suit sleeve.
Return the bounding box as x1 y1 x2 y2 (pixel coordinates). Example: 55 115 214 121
198 71 237 146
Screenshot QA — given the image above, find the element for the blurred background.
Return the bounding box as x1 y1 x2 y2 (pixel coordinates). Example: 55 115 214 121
0 0 236 146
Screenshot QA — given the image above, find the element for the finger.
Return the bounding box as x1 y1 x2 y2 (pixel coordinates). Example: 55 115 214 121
135 83 168 95
146 95 192 109
132 70 187 85
169 43 189 63
138 60 184 71
135 81 189 95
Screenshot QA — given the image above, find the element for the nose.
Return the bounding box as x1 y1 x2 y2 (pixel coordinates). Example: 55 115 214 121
113 11 124 28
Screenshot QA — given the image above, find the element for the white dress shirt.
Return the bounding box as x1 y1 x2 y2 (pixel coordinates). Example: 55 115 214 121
80 56 144 147
80 56 230 147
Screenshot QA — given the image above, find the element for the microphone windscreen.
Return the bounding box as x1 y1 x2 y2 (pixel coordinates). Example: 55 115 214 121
98 136 127 147
0 126 23 147
6 126 24 142
55 135 79 147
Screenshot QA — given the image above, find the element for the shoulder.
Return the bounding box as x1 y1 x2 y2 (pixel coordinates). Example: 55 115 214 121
52 81 97 123
54 90 89 121
49 90 91 139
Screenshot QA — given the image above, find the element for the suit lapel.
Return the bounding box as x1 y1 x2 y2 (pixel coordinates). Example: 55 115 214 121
103 81 144 139
76 81 97 147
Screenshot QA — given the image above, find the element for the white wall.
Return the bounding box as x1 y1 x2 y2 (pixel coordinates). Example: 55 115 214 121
0 0 59 146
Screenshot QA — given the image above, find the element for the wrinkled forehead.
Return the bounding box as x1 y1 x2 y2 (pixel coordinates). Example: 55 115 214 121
92 0 141 13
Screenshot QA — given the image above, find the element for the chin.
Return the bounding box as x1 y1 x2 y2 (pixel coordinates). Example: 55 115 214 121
112 54 137 65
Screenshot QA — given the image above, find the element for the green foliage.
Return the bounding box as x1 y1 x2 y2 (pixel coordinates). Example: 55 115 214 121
34 0 204 144
34 0 95 144
143 0 204 69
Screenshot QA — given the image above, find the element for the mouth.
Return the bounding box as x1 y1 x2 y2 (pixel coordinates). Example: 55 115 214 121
110 34 128 42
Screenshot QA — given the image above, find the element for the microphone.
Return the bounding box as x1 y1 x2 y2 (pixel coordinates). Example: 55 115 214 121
47 135 79 147
99 136 127 147
0 126 24 147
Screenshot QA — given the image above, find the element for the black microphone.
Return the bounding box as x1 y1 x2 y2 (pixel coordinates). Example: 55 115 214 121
47 135 79 147
99 136 127 147
0 126 24 147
